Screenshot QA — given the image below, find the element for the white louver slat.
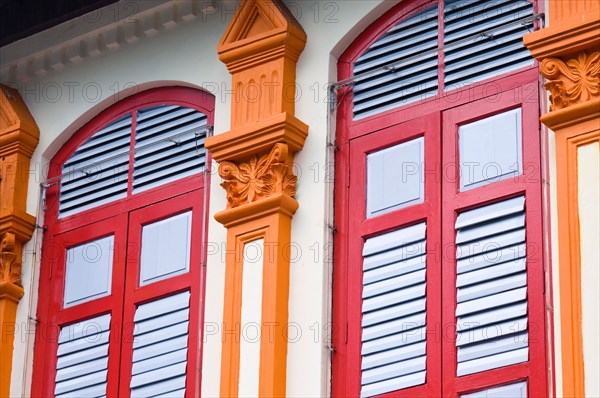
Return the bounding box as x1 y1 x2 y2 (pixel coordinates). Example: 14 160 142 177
443 0 534 88
59 115 132 218
361 223 427 397
130 291 190 398
352 6 439 119
133 105 208 193
454 196 528 376
54 314 111 398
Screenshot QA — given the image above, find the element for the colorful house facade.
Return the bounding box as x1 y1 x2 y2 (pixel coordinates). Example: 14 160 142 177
0 0 598 397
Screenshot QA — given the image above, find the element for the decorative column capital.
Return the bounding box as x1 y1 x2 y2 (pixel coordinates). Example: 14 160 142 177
541 51 600 111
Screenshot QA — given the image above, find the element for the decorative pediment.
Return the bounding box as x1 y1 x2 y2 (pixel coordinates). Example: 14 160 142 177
217 0 306 72
0 85 40 157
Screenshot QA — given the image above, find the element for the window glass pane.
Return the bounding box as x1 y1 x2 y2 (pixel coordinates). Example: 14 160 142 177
367 137 424 218
459 108 522 191
64 236 114 307
461 381 527 398
140 211 192 286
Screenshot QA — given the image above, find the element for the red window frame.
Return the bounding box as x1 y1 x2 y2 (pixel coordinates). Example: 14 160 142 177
31 87 214 398
332 1 549 397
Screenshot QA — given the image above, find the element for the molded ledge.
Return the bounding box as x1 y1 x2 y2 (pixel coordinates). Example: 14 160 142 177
0 281 24 304
214 193 298 228
205 112 308 163
540 99 600 131
524 10 600 59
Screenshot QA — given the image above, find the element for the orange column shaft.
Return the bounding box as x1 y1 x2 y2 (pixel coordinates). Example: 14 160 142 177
0 283 23 397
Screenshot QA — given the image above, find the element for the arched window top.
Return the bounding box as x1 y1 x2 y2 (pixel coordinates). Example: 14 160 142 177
49 87 214 218
348 0 536 119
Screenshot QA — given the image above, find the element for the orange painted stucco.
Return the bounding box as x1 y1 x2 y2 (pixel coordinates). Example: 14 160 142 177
524 3 600 396
0 84 39 398
205 0 307 396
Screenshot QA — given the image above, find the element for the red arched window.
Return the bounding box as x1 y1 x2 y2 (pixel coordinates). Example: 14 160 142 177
32 87 214 398
333 1 548 397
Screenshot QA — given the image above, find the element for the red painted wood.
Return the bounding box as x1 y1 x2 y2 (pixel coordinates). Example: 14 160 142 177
332 1 548 396
31 87 214 398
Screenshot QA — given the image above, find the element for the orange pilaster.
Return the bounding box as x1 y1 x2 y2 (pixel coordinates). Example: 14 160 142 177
524 4 600 397
0 85 39 397
205 0 307 396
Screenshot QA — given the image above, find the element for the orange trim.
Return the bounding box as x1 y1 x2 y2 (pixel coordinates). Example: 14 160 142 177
555 122 600 398
206 0 307 396
0 85 39 397
524 1 600 394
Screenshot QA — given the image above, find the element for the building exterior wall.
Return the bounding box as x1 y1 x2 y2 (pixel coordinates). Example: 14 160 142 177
0 0 598 397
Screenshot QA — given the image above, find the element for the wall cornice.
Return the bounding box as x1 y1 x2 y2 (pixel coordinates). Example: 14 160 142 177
0 1 204 83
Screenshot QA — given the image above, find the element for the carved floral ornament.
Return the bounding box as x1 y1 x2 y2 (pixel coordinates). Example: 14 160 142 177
0 232 21 286
218 143 298 208
541 51 600 111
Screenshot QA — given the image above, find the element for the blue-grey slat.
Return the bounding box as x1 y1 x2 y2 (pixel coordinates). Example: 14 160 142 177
457 302 528 332
363 268 425 298
59 115 131 217
458 331 528 363
132 348 187 376
363 283 425 313
362 298 426 327
133 105 207 193
131 375 186 398
458 347 529 376
362 326 426 356
130 292 190 396
455 196 529 375
57 343 109 369
363 311 426 342
362 355 426 385
136 104 179 121
362 340 426 370
457 243 526 274
443 0 534 88
352 5 438 119
54 314 111 397
363 254 426 285
457 257 526 287
360 223 427 394
461 380 527 398
151 387 186 398
457 271 527 303
361 371 426 398
55 382 107 398
363 223 426 256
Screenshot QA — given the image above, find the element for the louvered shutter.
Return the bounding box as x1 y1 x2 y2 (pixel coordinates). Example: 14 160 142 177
54 314 112 398
59 115 131 218
443 0 534 88
130 291 190 397
133 105 208 193
361 223 427 397
352 5 439 119
454 196 528 376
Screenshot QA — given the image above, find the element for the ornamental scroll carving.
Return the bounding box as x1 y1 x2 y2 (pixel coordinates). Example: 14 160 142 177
541 51 600 111
0 232 22 286
218 143 298 208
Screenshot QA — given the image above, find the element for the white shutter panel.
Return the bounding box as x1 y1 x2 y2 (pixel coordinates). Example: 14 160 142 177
455 196 529 376
361 223 427 397
130 291 190 398
444 0 535 88
352 5 439 119
59 115 131 217
461 381 527 397
132 105 207 193
54 314 112 397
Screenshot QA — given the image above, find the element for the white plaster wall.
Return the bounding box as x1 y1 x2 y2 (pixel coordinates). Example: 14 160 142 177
1 1 400 397
4 3 232 396
577 143 600 398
